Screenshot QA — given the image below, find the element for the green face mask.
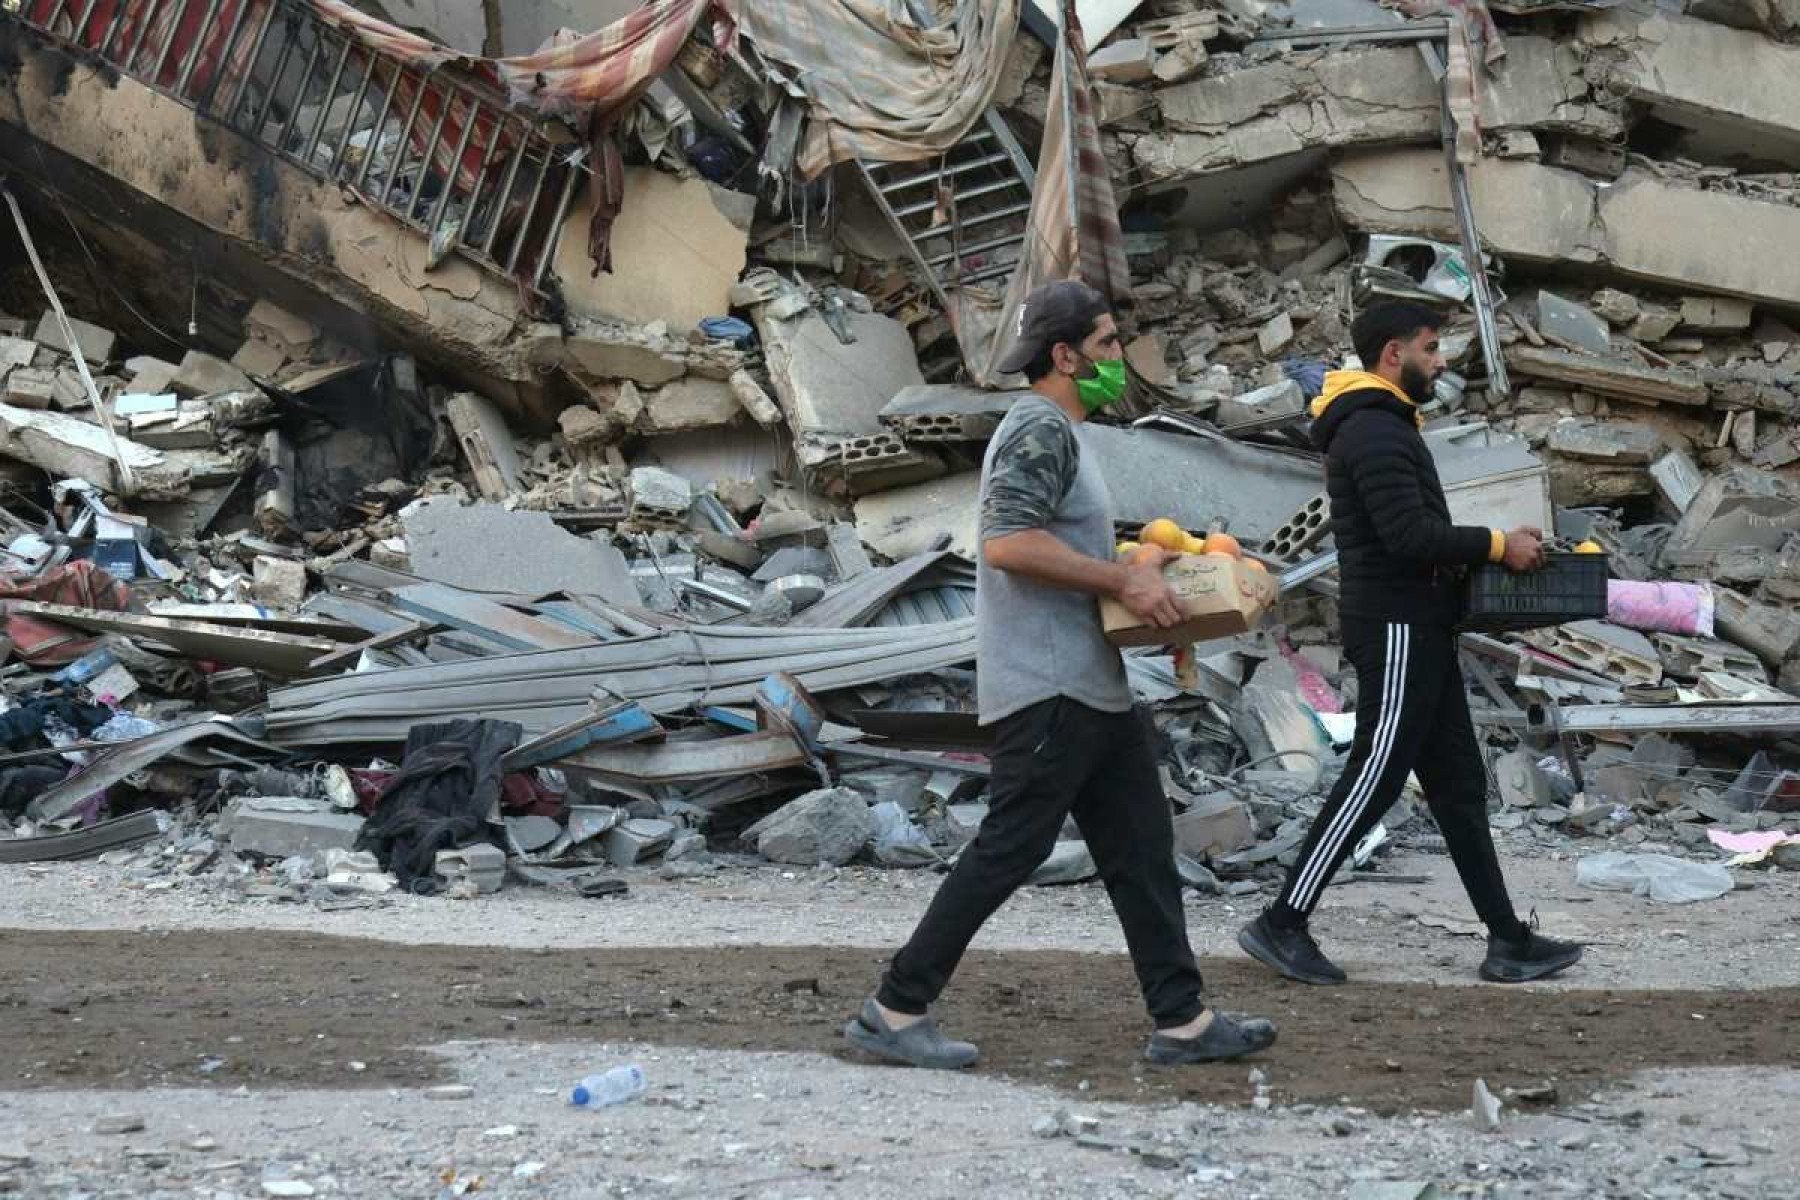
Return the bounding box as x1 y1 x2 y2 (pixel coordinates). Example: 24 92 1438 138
1074 357 1128 412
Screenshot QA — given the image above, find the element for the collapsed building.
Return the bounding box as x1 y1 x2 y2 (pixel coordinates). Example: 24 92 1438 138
0 0 1798 895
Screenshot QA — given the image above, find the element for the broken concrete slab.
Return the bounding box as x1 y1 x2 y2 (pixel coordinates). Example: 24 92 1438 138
171 351 253 398
728 370 782 426
1333 150 1800 310
1582 11 1800 166
1173 793 1256 860
1217 379 1305 429
0 403 185 496
1666 467 1800 566
230 338 289 378
1589 289 1641 328
1136 39 1620 188
754 302 925 473
747 787 875 866
252 556 308 610
1680 295 1755 335
1547 418 1667 465
603 818 677 867
638 377 743 434
2 367 57 409
1503 345 1710 408
1650 449 1707 515
1537 291 1612 355
243 299 320 356
1089 37 1157 82
124 356 180 395
855 471 981 561
0 337 36 372
32 311 115 365
564 333 687 387
219 797 364 862
445 392 524 500
400 497 638 605
881 386 1017 442
1714 587 1800 668
1082 425 1322 544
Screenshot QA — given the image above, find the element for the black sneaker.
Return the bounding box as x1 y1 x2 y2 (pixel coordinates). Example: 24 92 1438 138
1237 911 1347 986
1480 926 1583 983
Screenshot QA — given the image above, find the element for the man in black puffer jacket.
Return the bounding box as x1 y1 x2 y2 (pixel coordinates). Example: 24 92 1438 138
1238 301 1583 986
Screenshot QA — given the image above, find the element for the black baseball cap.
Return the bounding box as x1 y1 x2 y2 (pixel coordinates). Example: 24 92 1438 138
996 280 1112 376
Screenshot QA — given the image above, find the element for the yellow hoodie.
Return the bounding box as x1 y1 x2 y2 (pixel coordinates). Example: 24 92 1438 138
1308 370 1418 424
1308 370 1506 564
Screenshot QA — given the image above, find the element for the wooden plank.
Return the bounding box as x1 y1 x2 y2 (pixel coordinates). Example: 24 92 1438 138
1504 345 1710 407
2 602 336 674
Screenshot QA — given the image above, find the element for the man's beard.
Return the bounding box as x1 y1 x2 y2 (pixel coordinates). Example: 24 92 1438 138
1399 361 1437 405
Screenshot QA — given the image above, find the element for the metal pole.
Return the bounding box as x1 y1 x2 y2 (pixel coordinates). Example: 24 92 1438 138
503 142 552 275
72 0 103 47
478 120 527 259
376 66 432 208
426 91 480 238
532 146 586 288
456 111 503 251
175 0 225 98
148 0 189 83
275 31 322 155
351 59 397 190
1425 41 1510 400
98 0 133 57
222 0 276 119
328 51 377 176
118 0 164 71
302 34 352 166
192 0 249 111
407 78 454 221
249 10 298 137
44 2 71 35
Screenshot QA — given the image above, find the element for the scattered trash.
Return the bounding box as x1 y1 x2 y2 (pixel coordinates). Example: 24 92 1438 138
1576 853 1735 904
569 1065 647 1110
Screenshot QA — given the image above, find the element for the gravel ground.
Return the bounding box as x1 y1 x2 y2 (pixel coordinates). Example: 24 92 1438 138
1 845 1796 1196
1 847 1796 990
0 1040 1794 1199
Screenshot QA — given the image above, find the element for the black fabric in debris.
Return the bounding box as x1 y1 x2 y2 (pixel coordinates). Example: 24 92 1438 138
355 719 521 893
0 696 115 748
0 766 72 818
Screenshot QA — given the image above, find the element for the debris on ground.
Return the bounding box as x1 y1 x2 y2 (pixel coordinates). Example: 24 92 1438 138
0 0 1794 905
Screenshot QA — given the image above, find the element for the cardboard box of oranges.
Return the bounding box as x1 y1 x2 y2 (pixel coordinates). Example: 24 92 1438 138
1100 519 1280 647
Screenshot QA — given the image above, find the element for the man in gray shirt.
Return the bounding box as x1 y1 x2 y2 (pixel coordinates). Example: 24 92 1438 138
844 281 1277 1070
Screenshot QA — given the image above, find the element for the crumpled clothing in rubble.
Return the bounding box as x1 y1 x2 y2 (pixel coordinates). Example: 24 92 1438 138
355 719 522 893
0 560 133 666
0 695 115 749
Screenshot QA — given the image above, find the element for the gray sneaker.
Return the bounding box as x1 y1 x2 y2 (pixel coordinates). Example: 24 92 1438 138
843 998 979 1069
1145 1012 1278 1065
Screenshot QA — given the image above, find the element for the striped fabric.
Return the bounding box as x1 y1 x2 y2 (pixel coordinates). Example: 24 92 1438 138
1394 0 1507 164
726 0 1021 180
965 0 1130 384
311 0 728 272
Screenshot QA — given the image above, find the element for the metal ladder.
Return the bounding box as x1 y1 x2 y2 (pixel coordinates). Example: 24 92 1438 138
855 110 1037 314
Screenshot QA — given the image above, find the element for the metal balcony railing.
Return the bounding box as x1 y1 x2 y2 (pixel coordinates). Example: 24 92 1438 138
11 0 583 294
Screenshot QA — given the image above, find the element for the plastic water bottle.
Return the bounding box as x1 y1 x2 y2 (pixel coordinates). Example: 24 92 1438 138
569 1064 646 1109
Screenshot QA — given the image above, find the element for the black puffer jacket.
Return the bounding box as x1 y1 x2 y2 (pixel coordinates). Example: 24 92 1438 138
1311 378 1498 626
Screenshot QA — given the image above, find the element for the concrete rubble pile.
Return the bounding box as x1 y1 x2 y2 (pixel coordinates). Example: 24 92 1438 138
1 0 1798 902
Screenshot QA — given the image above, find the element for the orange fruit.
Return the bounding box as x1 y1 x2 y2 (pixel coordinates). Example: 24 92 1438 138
1202 531 1242 558
1128 544 1166 568
1181 534 1208 556
1140 518 1186 551
1243 558 1268 572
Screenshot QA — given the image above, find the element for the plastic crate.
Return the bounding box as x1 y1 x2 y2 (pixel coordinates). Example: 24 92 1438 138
1460 552 1609 633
